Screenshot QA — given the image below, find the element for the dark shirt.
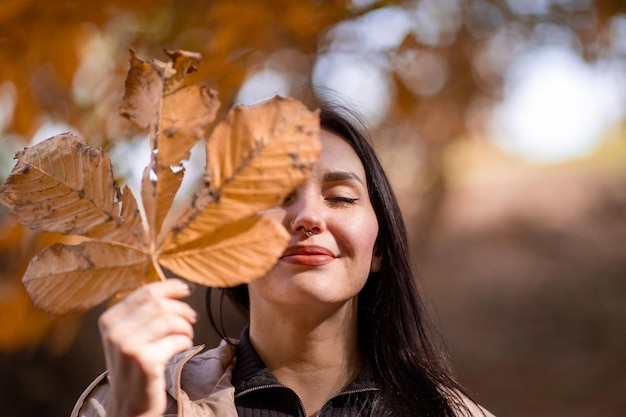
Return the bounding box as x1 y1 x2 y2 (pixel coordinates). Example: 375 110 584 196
232 327 379 417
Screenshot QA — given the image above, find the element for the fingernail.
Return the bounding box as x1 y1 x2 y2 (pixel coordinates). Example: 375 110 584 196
182 281 196 294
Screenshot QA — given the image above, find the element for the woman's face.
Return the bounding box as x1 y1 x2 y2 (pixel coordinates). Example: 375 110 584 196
248 129 381 309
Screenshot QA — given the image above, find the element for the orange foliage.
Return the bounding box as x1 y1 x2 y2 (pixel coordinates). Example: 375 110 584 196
1 51 321 317
0 220 79 353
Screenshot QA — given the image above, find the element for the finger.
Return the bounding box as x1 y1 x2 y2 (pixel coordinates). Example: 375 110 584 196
102 299 196 345
102 315 195 373
149 334 195 358
125 279 193 307
161 297 198 324
144 278 195 300
130 297 198 326
123 311 195 345
101 280 196 324
112 334 194 371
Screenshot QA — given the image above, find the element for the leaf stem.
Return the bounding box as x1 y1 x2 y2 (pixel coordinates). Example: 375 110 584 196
152 254 167 281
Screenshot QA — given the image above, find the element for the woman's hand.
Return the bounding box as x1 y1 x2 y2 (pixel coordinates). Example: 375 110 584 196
98 279 198 417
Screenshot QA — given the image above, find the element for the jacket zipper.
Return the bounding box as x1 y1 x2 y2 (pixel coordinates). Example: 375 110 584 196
236 384 379 416
315 387 379 416
176 345 206 417
236 383 308 416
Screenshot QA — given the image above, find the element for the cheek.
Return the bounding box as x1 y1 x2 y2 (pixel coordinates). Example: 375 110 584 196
345 220 379 292
344 215 379 264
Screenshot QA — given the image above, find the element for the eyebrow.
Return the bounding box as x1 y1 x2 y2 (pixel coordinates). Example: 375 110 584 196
322 171 365 186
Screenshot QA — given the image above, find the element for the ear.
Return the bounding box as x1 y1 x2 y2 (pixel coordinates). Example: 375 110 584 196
370 245 382 273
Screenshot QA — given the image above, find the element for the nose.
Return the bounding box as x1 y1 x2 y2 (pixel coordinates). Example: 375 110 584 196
287 193 325 237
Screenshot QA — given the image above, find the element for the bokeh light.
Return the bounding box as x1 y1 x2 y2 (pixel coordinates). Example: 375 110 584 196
491 45 626 163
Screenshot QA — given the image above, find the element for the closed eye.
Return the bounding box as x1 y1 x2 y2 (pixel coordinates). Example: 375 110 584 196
327 196 359 206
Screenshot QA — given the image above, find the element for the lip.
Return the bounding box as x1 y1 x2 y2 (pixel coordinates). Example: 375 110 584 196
280 245 337 266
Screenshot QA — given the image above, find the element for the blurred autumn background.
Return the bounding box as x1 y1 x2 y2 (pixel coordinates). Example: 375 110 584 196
1 0 625 416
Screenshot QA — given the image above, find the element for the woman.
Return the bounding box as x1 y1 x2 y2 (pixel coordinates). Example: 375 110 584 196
72 107 493 417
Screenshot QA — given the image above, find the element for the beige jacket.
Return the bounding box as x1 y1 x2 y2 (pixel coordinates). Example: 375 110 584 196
70 340 494 417
70 340 238 417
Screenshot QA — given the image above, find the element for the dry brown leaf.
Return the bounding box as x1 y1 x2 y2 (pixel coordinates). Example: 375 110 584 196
0 133 145 249
22 241 159 316
121 50 221 242
0 50 321 317
160 215 289 287
162 49 203 94
86 185 144 247
159 97 321 288
119 49 163 130
165 96 320 247
146 85 220 241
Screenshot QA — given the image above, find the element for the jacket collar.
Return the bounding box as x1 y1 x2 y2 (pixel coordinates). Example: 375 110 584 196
232 326 280 392
232 326 380 396
165 339 239 416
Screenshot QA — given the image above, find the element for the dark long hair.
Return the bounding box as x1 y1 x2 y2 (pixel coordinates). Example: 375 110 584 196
206 106 476 416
